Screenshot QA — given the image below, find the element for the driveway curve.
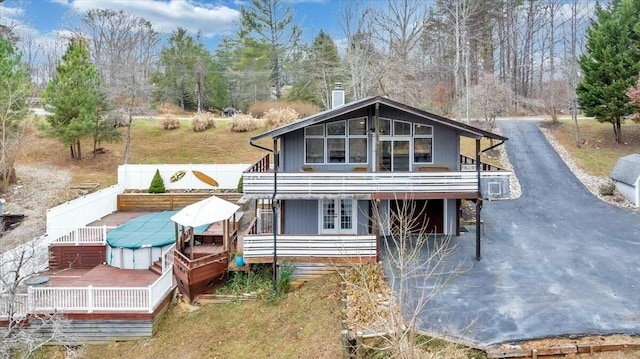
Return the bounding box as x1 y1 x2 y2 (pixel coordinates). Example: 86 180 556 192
386 120 640 348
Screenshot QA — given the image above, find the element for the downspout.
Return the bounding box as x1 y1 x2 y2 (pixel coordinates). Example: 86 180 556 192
475 138 482 261
249 138 279 291
271 138 278 292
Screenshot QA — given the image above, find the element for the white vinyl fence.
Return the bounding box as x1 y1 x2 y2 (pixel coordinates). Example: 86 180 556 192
46 184 124 240
118 164 250 191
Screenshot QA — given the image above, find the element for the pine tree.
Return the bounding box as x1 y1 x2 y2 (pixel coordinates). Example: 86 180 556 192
43 37 108 159
148 169 166 193
0 34 30 190
576 0 640 143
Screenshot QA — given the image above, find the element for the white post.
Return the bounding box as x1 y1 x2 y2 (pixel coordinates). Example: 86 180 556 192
87 285 93 313
27 286 34 313
148 287 153 313
102 225 107 244
74 228 79 246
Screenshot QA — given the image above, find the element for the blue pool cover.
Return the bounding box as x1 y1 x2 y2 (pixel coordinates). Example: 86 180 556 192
106 211 208 249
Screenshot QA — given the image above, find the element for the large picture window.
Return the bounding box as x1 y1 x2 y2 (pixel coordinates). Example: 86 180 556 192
304 118 368 165
305 124 324 163
414 124 433 163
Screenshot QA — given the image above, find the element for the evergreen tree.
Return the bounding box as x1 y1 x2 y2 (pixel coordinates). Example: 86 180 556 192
44 37 111 159
240 0 302 100
0 34 30 190
153 29 226 113
148 169 166 193
576 0 640 143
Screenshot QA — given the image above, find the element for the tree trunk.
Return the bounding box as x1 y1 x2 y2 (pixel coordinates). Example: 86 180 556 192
123 116 132 164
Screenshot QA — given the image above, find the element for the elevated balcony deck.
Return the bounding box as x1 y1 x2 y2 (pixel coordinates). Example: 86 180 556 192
243 155 511 200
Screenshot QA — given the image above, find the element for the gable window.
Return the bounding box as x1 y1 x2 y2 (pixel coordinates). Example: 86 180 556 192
348 118 367 163
305 124 324 163
327 120 346 163
414 124 433 163
304 118 369 165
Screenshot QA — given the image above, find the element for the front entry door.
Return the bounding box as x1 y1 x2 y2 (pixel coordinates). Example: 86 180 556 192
320 199 356 234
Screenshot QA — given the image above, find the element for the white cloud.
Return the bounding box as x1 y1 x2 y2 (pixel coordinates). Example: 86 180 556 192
58 0 240 38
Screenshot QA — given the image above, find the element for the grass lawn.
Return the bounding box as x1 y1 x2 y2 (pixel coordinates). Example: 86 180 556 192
21 117 271 189
548 118 640 177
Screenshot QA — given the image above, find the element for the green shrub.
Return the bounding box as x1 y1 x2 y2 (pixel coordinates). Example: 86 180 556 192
276 262 294 296
148 169 166 193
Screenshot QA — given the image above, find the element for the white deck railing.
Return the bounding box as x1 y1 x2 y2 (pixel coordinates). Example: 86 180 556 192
161 244 176 272
243 171 479 198
243 234 377 259
0 264 175 318
51 226 115 245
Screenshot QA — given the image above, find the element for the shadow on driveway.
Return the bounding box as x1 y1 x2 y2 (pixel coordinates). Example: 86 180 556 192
383 120 640 349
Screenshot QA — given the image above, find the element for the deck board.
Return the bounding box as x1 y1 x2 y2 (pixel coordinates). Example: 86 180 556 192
46 265 159 288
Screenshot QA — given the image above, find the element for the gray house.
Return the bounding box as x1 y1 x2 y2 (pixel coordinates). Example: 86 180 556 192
611 153 640 207
241 93 510 263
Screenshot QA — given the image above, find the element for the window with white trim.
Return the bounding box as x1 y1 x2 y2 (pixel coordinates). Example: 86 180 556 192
413 123 433 163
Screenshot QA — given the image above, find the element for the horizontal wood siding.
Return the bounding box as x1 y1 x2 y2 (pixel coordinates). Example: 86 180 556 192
117 193 242 211
290 262 355 281
243 234 376 263
283 200 317 234
25 318 153 343
49 244 106 270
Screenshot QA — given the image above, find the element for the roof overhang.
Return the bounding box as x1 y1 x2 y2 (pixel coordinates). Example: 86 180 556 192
249 96 507 142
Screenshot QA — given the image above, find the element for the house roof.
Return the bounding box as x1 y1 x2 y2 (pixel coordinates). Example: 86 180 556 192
611 153 640 186
250 96 508 142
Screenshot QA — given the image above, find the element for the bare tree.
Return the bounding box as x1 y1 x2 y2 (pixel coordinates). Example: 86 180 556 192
0 241 78 358
72 9 160 164
337 1 380 101
342 199 466 358
469 73 514 133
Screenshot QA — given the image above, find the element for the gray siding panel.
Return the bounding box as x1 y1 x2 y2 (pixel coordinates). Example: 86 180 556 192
283 199 318 234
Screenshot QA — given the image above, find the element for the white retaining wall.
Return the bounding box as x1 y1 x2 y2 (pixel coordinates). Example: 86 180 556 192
118 164 250 191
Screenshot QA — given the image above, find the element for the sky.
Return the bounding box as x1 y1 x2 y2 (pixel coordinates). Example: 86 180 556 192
0 0 345 51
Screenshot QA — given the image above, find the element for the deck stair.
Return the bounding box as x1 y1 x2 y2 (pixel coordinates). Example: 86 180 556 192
149 259 163 275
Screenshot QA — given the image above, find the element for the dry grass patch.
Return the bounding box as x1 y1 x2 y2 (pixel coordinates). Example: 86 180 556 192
161 116 180 130
248 101 319 119
549 119 640 177
75 275 344 359
18 118 271 190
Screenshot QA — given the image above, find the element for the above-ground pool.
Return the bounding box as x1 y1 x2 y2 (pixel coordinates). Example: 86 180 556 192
107 211 207 270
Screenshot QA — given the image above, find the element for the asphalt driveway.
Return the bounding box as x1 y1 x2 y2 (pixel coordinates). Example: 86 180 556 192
383 120 640 348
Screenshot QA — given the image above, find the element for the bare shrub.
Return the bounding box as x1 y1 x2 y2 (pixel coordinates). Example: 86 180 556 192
229 113 259 133
264 107 300 130
599 180 616 196
248 101 319 119
191 112 216 132
161 116 180 130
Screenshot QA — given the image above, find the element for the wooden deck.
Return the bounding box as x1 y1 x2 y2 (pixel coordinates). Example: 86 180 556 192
45 264 160 288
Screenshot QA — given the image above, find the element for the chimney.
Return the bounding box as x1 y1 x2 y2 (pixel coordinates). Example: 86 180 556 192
331 83 344 109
